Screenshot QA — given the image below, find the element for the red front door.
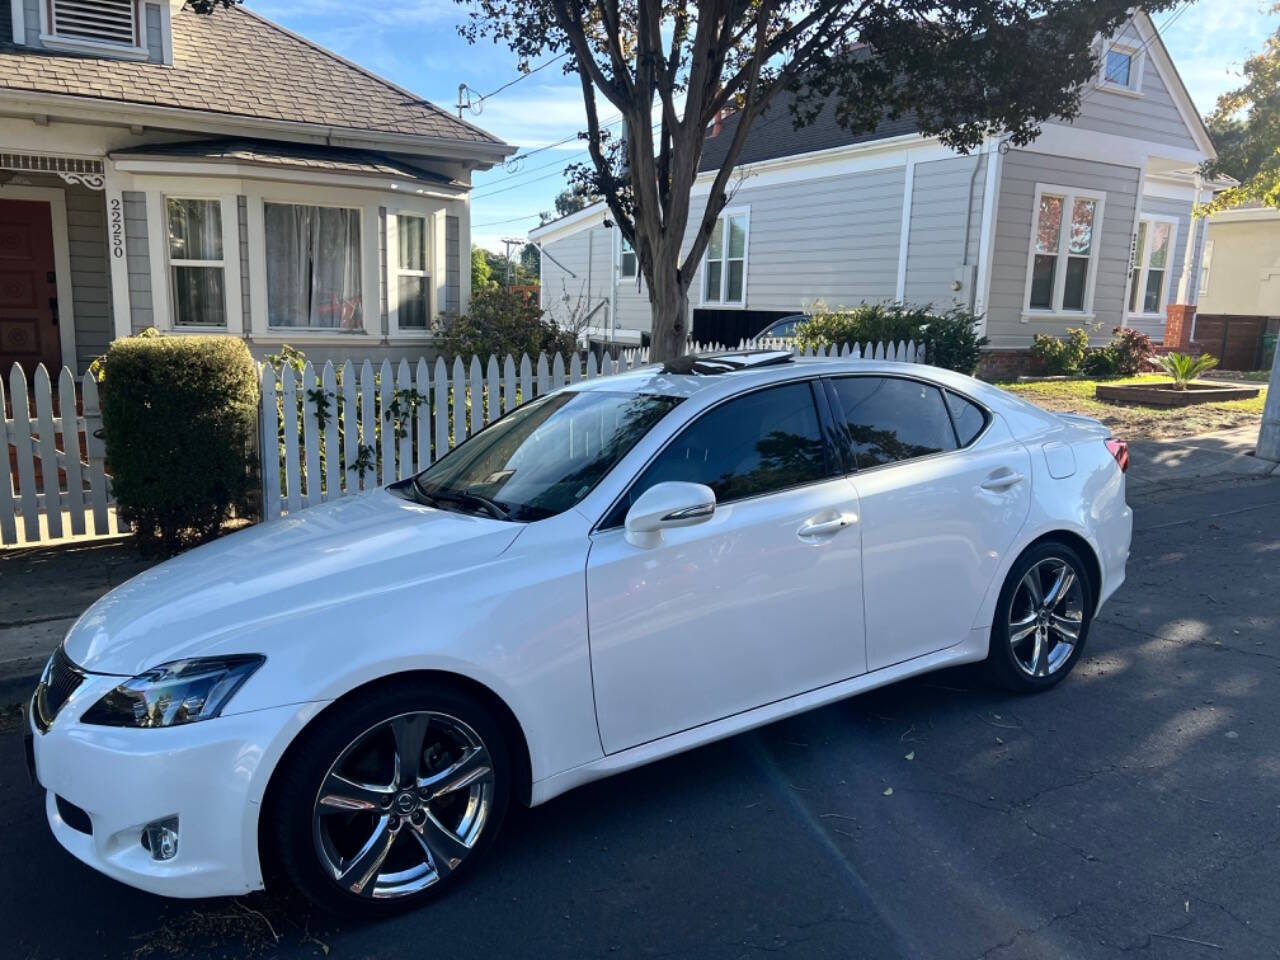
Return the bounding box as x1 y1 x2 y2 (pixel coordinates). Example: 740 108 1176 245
0 199 61 379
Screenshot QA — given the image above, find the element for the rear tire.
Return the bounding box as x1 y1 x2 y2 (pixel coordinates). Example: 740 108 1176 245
263 679 511 918
985 541 1094 693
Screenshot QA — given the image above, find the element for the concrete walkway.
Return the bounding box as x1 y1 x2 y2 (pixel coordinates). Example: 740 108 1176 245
1 425 1276 705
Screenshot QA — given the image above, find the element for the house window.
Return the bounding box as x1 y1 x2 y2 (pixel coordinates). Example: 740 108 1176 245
1100 43 1142 94
264 202 363 329
48 0 138 47
1199 238 1214 297
394 214 430 329
619 237 637 279
1025 186 1105 315
703 210 748 305
166 198 225 327
1127 216 1176 315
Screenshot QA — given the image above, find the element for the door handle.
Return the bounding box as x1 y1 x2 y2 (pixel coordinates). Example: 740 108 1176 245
979 470 1024 492
797 512 857 539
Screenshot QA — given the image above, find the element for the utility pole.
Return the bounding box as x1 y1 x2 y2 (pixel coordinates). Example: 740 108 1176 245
501 237 523 291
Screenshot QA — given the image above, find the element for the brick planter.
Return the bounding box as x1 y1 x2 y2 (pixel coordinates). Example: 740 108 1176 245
1095 382 1261 407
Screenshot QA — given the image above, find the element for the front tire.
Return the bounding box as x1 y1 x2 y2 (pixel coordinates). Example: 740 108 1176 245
985 541 1094 693
263 680 511 918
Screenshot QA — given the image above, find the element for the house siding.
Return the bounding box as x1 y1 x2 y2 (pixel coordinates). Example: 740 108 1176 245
123 190 153 333
903 153 987 310
445 214 459 316
237 195 250 321
540 223 614 331
65 185 112 370
1069 23 1197 152
986 149 1140 349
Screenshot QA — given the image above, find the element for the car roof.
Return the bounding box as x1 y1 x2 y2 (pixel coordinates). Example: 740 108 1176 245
561 352 1063 434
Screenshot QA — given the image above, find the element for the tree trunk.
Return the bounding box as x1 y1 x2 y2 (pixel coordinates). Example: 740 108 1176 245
647 263 690 362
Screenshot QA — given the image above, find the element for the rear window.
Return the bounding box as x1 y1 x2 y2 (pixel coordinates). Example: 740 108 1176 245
829 376 958 469
945 390 989 446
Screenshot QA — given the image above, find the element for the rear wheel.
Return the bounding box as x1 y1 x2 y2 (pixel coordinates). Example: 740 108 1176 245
264 680 511 917
985 541 1094 692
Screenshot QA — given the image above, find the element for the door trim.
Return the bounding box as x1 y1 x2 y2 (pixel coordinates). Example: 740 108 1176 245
2 186 77 373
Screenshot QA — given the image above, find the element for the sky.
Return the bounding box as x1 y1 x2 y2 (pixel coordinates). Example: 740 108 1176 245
246 0 1277 252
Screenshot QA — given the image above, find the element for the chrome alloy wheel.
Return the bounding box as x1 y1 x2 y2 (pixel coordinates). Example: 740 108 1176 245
312 711 494 899
1008 557 1086 678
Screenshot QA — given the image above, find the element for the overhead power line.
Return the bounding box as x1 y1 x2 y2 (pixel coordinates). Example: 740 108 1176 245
457 52 571 118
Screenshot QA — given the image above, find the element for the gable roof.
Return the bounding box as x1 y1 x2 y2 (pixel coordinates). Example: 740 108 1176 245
0 4 507 152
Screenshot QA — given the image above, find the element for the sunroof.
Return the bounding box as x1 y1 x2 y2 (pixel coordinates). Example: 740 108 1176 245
661 350 794 375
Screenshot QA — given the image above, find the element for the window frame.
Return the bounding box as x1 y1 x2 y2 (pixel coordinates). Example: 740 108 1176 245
699 206 750 308
618 235 637 280
1126 212 1180 319
1098 41 1144 97
39 0 150 59
594 377 839 531
164 195 228 329
387 210 436 336
261 197 367 335
1021 183 1108 320
821 374 992 476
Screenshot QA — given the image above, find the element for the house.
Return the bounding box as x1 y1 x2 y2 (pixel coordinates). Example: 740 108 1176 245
1189 204 1280 371
0 0 512 378
531 13 1216 374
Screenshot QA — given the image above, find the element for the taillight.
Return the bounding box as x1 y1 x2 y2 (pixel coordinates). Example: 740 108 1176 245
1105 438 1129 473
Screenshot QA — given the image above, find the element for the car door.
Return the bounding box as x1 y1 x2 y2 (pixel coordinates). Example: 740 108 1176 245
586 380 866 754
824 375 1031 671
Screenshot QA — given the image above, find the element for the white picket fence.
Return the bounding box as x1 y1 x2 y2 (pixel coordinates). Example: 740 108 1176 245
1 364 120 547
260 339 922 521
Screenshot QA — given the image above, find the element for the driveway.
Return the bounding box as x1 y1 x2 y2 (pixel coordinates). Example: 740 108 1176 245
2 463 1278 959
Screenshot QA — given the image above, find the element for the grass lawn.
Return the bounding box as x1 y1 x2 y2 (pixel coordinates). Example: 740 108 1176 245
998 374 1267 440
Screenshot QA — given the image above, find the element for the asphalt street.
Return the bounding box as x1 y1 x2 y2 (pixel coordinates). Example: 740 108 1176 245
2 473 1278 960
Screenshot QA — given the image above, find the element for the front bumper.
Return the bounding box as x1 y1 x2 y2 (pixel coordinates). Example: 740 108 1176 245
30 675 325 899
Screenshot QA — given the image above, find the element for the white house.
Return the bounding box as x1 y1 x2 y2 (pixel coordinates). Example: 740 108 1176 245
0 0 512 377
531 13 1217 374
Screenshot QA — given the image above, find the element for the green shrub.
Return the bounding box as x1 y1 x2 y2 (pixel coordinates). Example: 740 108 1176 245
794 301 988 374
1081 347 1120 377
101 332 259 554
1157 351 1218 389
1108 327 1157 375
1030 328 1090 375
438 286 575 360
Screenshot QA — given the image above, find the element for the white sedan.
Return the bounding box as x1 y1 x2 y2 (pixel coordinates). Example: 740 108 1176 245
28 351 1132 917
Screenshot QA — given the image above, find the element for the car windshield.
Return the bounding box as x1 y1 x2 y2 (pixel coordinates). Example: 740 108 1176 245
411 390 683 522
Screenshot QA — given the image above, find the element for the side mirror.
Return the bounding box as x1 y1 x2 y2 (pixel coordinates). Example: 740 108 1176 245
624 481 716 542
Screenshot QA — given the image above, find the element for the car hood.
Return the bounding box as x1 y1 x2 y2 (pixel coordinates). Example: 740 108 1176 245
63 490 523 675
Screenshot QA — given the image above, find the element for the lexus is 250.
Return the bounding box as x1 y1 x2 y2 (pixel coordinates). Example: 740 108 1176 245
28 351 1131 916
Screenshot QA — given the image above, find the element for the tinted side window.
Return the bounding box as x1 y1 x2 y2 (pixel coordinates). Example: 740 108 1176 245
830 377 957 469
945 390 988 447
605 382 830 527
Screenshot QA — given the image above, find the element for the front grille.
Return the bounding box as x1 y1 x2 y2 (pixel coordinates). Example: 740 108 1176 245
33 646 86 731
55 795 93 835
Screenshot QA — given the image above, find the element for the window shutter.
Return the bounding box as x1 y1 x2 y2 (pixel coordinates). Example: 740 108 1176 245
49 0 138 46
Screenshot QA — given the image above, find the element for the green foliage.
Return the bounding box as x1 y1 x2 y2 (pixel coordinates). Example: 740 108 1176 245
1081 348 1119 377
100 332 258 554
1030 328 1090 375
794 301 987 374
540 184 600 225
1157 351 1220 389
439 285 576 360
1079 328 1157 379
1200 9 1280 213
471 245 493 291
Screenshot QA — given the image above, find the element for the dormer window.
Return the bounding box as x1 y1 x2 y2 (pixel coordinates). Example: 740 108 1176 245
35 0 162 61
50 0 138 47
1099 42 1143 96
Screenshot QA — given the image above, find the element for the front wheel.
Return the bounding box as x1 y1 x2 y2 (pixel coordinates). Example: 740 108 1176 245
985 542 1094 692
263 680 511 918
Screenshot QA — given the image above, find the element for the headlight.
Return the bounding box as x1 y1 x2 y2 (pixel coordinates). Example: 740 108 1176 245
80 655 265 728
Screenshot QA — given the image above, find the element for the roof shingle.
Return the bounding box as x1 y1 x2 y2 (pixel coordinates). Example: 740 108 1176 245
0 4 505 147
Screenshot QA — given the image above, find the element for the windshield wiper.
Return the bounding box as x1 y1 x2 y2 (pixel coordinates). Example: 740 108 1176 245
414 480 511 521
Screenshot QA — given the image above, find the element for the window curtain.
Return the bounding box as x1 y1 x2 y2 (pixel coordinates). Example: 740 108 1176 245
265 203 363 329
167 198 225 326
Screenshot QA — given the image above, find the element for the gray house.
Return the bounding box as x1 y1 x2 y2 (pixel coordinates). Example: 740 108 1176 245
0 0 512 377
531 13 1216 373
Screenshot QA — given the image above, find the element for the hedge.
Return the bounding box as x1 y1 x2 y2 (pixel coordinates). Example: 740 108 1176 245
101 332 259 553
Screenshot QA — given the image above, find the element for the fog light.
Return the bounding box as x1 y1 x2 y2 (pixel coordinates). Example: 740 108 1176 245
141 817 179 861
